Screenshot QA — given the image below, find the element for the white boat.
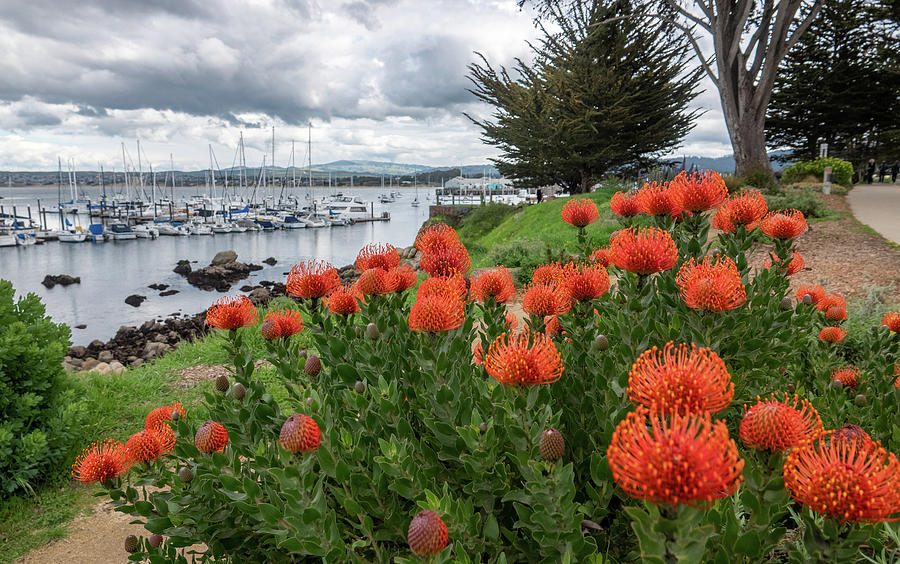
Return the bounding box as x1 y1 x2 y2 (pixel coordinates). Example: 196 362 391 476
235 219 260 232
132 224 160 239
156 224 182 236
192 223 214 235
230 224 248 233
56 229 88 243
0 227 17 247
299 214 328 228
379 194 395 204
107 223 138 240
278 215 306 229
15 232 36 246
325 201 371 221
211 223 233 234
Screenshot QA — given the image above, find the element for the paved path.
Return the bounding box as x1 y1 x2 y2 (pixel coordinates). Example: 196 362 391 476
847 183 900 245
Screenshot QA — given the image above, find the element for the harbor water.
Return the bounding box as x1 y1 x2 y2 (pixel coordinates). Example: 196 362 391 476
0 186 430 345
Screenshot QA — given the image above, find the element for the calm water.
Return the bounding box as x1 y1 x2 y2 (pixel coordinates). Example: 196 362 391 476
0 187 430 345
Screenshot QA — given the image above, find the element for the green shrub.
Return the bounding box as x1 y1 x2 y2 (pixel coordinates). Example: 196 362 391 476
486 239 550 283
722 175 745 193
766 187 834 219
782 157 854 186
0 280 85 494
744 165 778 193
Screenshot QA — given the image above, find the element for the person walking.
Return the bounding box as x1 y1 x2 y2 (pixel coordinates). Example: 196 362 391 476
878 162 888 183
891 161 899 183
866 159 876 184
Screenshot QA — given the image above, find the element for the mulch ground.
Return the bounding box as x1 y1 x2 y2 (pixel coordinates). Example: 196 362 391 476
748 193 900 304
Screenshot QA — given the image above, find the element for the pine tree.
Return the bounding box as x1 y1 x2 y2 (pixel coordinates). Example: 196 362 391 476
466 0 700 193
767 0 900 163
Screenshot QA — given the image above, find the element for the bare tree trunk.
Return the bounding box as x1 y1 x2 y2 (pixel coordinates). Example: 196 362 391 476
719 87 770 176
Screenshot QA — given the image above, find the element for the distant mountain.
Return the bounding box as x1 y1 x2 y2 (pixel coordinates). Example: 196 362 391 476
663 151 791 173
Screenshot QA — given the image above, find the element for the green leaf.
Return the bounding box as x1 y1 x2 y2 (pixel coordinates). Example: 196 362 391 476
257 503 281 525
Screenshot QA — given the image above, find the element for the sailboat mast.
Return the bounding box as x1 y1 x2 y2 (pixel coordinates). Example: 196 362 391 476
100 163 106 201
121 142 129 202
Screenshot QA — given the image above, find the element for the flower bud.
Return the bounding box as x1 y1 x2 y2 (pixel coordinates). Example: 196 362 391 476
124 535 139 553
178 466 193 483
365 323 381 340
594 334 609 351
780 297 793 311
854 394 867 407
354 381 366 394
215 374 229 392
149 534 163 548
232 382 246 401
802 294 813 305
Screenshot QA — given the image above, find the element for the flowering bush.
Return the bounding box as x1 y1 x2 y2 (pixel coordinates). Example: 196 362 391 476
75 172 900 562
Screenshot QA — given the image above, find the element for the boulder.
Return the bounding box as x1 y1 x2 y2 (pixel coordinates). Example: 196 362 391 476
159 289 179 297
107 361 126 375
143 341 171 360
263 257 277 266
75 324 87 329
92 362 111 375
125 295 147 307
148 283 169 291
130 358 144 368
211 250 238 266
90 339 105 349
173 260 192 275
247 287 273 306
41 274 81 289
68 345 87 359
81 358 101 372
98 350 114 363
65 357 84 368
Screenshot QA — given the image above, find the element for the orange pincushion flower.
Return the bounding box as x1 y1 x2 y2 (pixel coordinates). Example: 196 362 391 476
713 190 768 232
763 251 805 276
739 393 824 452
415 224 459 254
627 342 733 416
286 260 341 299
561 198 600 227
783 431 900 523
195 421 228 453
145 401 186 431
831 366 860 389
72 439 132 484
676 255 746 312
392 264 418 292
419 242 471 277
531 262 564 286
882 311 900 332
819 327 847 343
522 283 571 317
832 424 875 452
125 426 176 463
356 243 400 271
355 267 398 296
206 295 258 330
483 328 563 386
636 181 681 217
610 191 641 217
505 312 518 329
796 285 826 305
260 309 304 340
606 407 744 508
826 306 848 321
560 262 610 302
590 246 611 267
471 267 516 304
895 373 900 389
672 170 728 212
472 341 484 365
761 209 807 239
408 294 465 333
610 227 678 275
543 315 562 336
416 275 467 302
324 284 360 315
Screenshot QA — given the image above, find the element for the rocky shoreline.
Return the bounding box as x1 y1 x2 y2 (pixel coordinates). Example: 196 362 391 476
63 246 422 375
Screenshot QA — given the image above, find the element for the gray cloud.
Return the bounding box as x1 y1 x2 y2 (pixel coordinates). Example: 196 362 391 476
16 109 62 127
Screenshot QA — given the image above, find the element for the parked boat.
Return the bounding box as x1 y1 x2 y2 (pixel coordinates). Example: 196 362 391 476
299 214 328 228
0 230 15 247
133 224 160 239
107 223 137 240
211 223 233 234
192 223 214 236
156 223 182 236
56 228 88 243
279 215 306 229
15 232 37 246
256 220 277 231
88 224 106 243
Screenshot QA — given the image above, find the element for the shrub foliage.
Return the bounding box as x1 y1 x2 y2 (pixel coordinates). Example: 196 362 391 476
782 157 854 186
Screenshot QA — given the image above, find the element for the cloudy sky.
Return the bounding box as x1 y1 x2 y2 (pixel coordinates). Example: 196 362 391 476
0 0 731 172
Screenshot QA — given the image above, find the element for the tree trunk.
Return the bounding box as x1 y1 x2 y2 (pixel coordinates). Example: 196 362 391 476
718 82 771 177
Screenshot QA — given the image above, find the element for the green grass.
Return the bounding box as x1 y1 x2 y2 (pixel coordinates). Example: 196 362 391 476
0 298 312 563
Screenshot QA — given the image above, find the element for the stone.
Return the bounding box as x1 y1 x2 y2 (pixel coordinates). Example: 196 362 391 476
125 294 147 307
211 250 238 266
68 345 87 359
81 358 101 372
41 274 81 288
93 362 111 375
143 341 171 360
98 350 114 363
173 260 192 275
153 333 168 343
263 256 277 265
66 357 84 368
247 287 273 306
159 289 179 297
74 324 87 329
107 361 126 375
130 358 144 367
90 339 105 349
148 283 169 291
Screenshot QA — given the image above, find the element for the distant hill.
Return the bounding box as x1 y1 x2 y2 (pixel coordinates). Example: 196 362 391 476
663 152 791 173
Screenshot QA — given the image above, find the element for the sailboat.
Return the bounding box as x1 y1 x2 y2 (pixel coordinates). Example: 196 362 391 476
412 174 420 207
55 159 87 242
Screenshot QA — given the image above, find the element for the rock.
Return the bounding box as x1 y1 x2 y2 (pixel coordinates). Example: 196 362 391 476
211 250 238 266
75 324 87 329
107 361 126 375
173 260 192 275
247 287 273 306
185 258 264 292
159 289 179 297
125 294 147 307
153 333 168 343
41 274 81 289
66 357 84 368
98 350 114 363
92 362 111 375
240 285 256 292
81 358 101 372
263 257 277 265
68 345 87 359
148 283 169 291
127 356 138 364
130 358 144 368
143 341 171 360
90 339 105 349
